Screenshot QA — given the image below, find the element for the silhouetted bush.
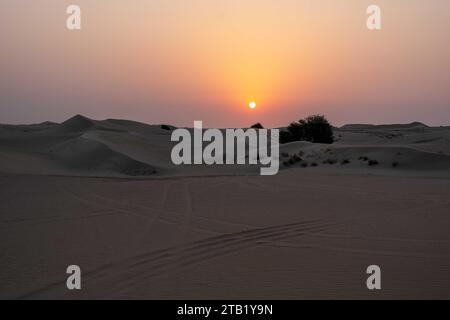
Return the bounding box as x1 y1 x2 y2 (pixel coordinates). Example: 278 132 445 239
250 123 264 129
283 115 334 144
292 155 302 163
323 159 338 165
341 159 350 165
368 159 379 166
279 130 294 144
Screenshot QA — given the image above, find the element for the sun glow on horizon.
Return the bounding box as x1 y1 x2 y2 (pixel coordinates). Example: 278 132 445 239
1 2 449 127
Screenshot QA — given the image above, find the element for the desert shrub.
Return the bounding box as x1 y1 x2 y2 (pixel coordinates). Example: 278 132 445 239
323 159 337 165
368 159 379 166
341 159 350 165
301 162 308 168
292 155 302 163
250 123 264 129
392 161 399 168
310 162 318 167
359 156 369 161
286 115 334 144
286 122 303 141
279 130 294 144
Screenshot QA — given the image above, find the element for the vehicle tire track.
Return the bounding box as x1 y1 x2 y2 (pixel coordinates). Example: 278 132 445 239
19 219 337 299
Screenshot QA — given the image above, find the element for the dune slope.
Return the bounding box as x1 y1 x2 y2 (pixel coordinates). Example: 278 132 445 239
1 116 450 178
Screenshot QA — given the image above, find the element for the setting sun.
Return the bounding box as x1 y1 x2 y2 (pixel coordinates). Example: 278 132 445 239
249 101 257 109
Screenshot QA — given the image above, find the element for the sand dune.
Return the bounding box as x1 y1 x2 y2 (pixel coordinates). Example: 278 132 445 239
340 122 429 132
56 114 97 133
1 171 450 299
1 116 450 299
0 115 167 177
50 136 156 176
280 141 450 175
1 115 450 178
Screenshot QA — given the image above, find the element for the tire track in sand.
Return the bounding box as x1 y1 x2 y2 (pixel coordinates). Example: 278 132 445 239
19 219 338 299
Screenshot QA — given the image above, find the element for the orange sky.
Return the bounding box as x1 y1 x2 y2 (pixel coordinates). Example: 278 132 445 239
0 0 449 127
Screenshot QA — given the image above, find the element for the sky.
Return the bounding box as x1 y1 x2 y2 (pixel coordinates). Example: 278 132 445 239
0 0 449 127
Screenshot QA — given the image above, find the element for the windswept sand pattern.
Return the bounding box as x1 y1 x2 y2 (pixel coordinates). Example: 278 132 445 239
19 219 335 299
1 172 450 299
1 117 450 299
54 179 246 236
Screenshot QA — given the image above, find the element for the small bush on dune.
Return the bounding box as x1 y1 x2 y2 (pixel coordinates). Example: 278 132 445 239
358 156 382 167
292 155 302 163
288 115 334 144
341 159 350 165
280 115 334 144
280 130 294 144
282 153 309 167
250 123 264 129
323 159 338 165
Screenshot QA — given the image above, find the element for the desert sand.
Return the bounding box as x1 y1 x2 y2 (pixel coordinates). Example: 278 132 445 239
1 115 450 299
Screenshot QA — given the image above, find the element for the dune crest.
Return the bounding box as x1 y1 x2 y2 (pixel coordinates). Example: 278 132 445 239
57 114 96 133
1 115 449 178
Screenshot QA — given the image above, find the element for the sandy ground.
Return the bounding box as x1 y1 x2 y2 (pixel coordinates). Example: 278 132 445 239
1 116 450 299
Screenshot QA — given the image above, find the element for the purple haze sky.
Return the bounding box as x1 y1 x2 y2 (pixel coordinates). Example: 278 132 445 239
0 0 449 128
